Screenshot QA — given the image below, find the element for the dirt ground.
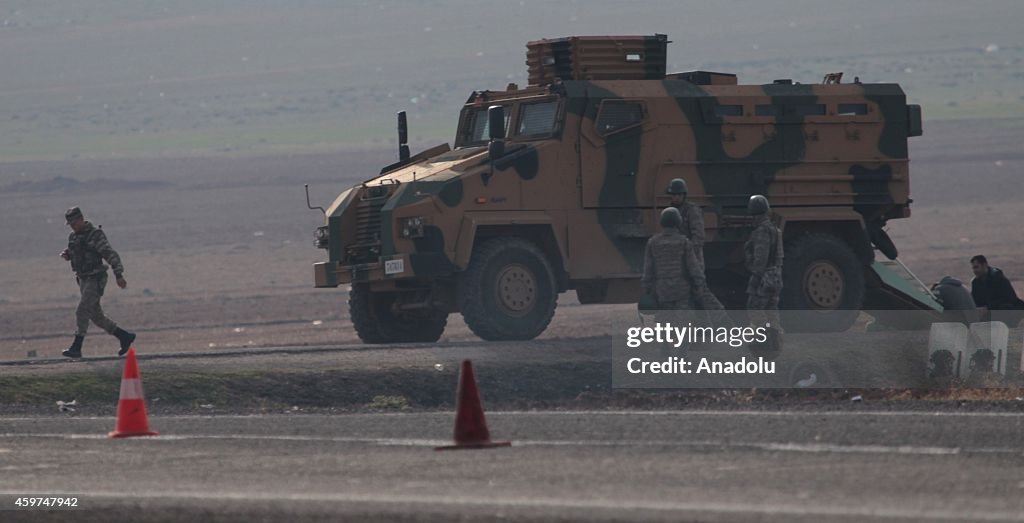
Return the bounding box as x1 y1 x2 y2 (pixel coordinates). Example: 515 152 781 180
1 118 1022 363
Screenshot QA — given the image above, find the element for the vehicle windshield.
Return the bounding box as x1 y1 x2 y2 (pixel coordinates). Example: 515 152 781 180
466 107 510 144
458 99 560 147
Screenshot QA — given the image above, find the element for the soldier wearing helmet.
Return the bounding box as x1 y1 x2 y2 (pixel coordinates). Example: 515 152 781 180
641 207 722 314
665 178 705 268
663 178 732 327
744 195 784 351
59 207 136 359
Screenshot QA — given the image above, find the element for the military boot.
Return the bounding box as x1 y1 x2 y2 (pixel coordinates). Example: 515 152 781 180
113 328 136 356
62 335 84 359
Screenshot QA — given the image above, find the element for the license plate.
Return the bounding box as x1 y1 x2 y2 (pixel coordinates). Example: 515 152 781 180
384 259 405 275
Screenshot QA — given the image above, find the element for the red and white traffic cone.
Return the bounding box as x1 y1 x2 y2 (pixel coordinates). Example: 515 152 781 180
435 360 510 450
109 348 158 438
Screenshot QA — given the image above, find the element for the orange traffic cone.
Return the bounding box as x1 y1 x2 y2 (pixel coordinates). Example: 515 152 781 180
435 360 510 450
109 348 158 438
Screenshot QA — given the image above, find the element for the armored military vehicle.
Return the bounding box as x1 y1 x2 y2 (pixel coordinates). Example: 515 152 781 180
310 34 929 343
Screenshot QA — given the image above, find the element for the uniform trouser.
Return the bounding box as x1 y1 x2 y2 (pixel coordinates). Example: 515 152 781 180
76 272 118 337
652 300 689 352
747 292 781 332
693 286 734 328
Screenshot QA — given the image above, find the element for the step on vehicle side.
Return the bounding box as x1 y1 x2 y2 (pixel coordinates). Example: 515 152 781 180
311 34 925 343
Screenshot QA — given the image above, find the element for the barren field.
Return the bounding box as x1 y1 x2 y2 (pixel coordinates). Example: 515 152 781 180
0 118 1022 363
1 1 1022 161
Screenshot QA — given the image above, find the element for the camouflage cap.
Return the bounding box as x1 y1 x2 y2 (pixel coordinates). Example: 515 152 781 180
65 206 83 223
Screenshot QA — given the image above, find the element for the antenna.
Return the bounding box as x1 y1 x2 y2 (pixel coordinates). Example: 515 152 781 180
304 184 325 216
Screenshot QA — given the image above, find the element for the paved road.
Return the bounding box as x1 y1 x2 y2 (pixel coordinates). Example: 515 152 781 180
2 410 1023 522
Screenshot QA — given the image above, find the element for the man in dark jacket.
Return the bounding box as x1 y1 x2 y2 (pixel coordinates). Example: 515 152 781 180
970 255 1024 324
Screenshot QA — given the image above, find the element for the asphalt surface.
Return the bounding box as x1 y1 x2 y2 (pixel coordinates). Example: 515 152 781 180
2 410 1023 522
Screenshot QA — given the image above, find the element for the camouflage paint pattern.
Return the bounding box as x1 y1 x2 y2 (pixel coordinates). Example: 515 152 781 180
314 35 919 311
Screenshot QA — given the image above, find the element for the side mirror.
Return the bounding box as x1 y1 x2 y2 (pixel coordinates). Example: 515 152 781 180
487 105 505 159
488 140 505 160
487 105 505 141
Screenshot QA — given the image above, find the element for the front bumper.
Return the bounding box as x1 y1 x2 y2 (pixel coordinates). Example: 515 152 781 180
314 254 412 288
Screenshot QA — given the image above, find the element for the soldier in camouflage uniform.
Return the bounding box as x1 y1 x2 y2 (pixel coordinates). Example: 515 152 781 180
60 207 136 358
642 207 725 315
664 178 732 327
665 178 705 268
744 195 783 351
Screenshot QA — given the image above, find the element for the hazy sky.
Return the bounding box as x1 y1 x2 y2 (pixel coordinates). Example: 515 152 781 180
1 0 1021 158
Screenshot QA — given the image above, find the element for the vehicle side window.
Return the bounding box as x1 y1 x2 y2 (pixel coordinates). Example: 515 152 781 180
792 103 826 116
838 103 869 116
517 101 559 137
596 101 644 135
715 104 744 117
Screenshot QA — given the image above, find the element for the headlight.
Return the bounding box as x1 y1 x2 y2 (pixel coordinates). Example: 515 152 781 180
399 216 425 239
314 226 329 249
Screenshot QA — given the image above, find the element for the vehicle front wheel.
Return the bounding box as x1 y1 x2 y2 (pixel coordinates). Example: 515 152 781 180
457 237 558 341
348 283 447 344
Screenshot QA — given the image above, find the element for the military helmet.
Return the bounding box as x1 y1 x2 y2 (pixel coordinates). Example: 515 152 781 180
666 178 688 195
65 206 83 224
659 207 682 228
748 195 770 215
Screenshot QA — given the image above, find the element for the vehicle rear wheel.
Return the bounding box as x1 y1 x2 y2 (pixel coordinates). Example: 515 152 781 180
348 283 448 344
458 237 558 341
781 233 865 332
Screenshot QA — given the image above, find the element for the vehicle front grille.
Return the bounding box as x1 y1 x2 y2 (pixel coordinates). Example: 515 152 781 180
348 195 387 264
356 198 385 244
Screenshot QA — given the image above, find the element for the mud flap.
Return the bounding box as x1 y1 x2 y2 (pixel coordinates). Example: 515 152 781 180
868 225 898 260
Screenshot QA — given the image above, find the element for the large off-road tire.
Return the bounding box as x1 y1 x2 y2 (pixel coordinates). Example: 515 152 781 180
781 233 865 333
348 283 448 344
400 309 448 343
458 237 558 341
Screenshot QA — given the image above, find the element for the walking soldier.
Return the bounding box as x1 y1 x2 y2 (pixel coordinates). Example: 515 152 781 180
60 207 136 358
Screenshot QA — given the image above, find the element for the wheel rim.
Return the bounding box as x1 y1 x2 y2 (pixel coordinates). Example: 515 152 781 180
803 260 844 309
495 264 536 317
